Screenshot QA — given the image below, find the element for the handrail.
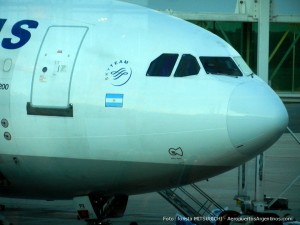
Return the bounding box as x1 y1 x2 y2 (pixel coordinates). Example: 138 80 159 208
158 184 224 225
267 175 300 208
178 186 212 216
191 183 225 212
158 189 210 225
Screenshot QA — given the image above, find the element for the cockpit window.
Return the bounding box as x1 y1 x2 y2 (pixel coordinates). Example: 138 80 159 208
174 54 200 77
146 54 179 77
200 56 243 77
233 56 253 76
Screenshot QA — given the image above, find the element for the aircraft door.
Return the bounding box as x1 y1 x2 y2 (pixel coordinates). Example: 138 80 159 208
27 26 88 117
0 56 14 144
0 58 13 118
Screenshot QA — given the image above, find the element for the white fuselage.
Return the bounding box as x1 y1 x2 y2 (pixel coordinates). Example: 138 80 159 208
0 0 288 199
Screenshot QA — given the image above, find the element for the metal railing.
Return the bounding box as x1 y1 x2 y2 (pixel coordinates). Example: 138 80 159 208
287 126 300 145
158 183 224 225
267 175 300 208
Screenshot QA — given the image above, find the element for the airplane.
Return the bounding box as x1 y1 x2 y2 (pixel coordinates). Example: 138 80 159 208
0 0 289 224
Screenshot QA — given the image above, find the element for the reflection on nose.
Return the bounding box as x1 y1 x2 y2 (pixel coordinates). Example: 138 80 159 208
227 80 288 156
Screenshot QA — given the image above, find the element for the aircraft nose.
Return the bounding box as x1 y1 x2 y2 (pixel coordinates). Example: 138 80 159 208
227 80 288 156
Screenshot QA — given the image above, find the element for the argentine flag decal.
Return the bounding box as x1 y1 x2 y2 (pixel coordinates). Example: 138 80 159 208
105 93 124 108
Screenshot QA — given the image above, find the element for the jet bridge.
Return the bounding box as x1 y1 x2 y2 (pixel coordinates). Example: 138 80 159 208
121 0 300 102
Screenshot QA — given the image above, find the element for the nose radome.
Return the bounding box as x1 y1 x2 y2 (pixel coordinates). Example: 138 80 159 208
227 80 288 156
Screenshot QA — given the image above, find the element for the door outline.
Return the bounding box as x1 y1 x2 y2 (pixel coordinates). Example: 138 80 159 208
27 25 88 117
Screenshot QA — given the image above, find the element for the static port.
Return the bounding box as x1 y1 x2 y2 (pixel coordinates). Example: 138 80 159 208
4 132 11 140
1 119 8 128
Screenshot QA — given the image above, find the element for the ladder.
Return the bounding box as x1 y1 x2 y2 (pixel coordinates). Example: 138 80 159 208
158 183 225 225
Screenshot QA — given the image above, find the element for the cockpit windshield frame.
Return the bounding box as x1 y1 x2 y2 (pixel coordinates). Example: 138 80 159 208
199 56 243 77
233 56 254 76
146 53 179 77
174 54 200 77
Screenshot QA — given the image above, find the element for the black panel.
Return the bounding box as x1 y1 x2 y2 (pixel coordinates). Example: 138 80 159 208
26 102 73 117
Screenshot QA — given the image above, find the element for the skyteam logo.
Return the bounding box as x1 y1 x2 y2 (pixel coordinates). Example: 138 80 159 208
105 60 132 86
